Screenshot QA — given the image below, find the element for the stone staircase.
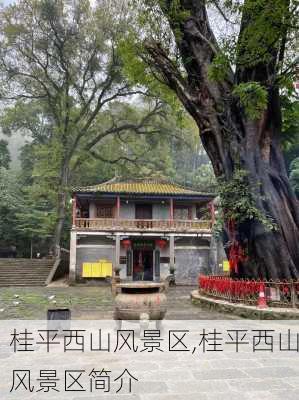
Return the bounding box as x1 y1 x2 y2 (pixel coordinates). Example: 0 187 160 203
0 258 54 287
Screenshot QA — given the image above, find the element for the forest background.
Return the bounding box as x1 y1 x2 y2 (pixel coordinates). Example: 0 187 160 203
0 0 298 258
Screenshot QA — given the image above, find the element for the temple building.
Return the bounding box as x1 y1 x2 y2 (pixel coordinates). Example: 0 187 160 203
69 178 216 284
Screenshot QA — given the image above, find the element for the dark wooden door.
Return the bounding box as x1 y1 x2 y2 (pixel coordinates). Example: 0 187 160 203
133 249 153 281
135 204 152 219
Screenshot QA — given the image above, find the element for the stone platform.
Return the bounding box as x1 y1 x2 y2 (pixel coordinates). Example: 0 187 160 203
191 290 299 319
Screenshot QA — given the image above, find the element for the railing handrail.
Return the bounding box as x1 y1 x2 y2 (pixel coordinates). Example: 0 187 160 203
75 217 212 223
74 217 212 232
199 275 299 308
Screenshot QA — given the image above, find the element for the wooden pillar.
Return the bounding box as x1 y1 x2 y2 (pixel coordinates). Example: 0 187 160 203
69 230 77 283
89 201 97 218
169 235 175 272
115 234 121 273
72 195 77 227
169 198 174 220
116 196 120 219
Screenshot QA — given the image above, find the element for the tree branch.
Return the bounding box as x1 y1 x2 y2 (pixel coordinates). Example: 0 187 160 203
85 101 164 151
144 40 201 121
89 150 141 166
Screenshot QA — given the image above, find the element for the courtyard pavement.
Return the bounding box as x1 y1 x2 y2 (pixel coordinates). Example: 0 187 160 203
0 285 239 320
0 319 298 400
0 286 299 400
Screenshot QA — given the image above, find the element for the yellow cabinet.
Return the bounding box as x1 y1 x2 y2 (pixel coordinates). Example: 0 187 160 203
82 260 113 278
91 263 102 278
101 261 113 277
82 263 92 278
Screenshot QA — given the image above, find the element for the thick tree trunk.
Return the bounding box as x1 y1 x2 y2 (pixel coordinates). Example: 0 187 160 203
53 191 67 256
236 102 299 279
230 133 299 280
193 88 299 280
53 160 69 256
146 0 299 279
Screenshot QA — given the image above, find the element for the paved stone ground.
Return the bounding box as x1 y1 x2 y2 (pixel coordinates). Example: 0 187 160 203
0 320 298 400
0 286 298 400
0 285 239 320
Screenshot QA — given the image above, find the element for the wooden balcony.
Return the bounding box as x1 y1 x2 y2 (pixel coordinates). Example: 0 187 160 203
75 218 212 233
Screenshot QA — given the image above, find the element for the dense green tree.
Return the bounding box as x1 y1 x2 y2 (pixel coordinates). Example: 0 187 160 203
70 101 216 188
1 85 213 255
281 96 299 197
0 167 56 256
0 139 11 169
282 97 299 170
0 168 21 245
0 0 166 252
15 191 55 257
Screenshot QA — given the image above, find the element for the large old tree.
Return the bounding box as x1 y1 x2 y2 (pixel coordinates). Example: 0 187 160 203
132 0 299 279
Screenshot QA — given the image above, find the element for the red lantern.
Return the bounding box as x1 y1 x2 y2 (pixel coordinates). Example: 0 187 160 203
121 239 131 249
155 239 167 249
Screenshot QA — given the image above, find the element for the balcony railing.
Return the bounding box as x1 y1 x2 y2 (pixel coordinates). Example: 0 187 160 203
75 218 212 233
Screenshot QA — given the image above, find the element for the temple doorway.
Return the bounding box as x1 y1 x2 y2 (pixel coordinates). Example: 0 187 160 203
133 249 153 281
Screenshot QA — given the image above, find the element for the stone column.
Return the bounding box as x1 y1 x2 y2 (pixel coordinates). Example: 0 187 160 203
116 196 120 219
208 233 227 275
112 234 121 294
169 235 175 272
207 235 216 275
69 230 77 283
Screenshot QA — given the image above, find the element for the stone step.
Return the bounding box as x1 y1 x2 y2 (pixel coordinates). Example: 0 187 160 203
0 265 52 267
0 278 50 282
0 258 53 261
0 283 47 285
0 283 46 286
0 270 50 279
0 276 50 280
0 266 52 268
0 258 54 286
0 279 49 282
0 271 51 274
0 267 52 270
0 264 53 267
0 277 49 280
0 259 54 266
0 272 51 276
0 277 50 280
0 262 53 265
0 263 53 266
0 265 53 269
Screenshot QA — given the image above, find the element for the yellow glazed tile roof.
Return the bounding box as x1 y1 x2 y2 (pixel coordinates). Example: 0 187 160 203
74 179 212 196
